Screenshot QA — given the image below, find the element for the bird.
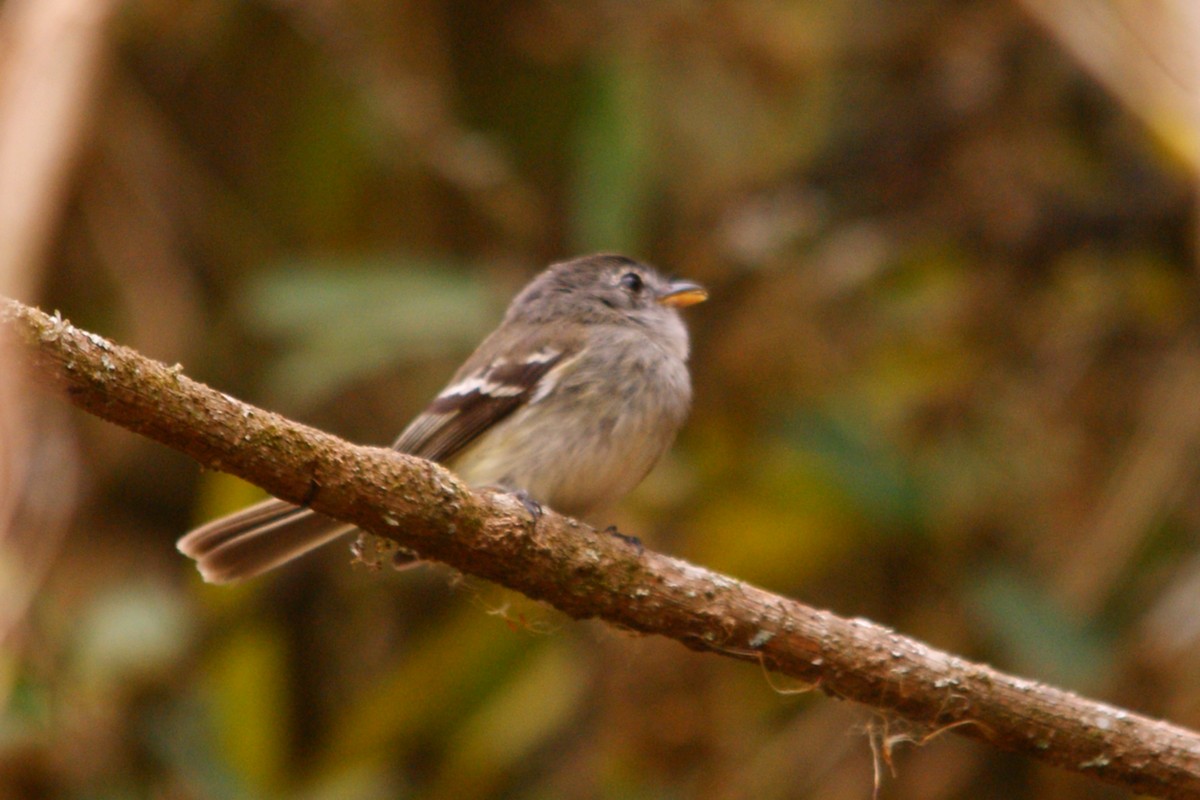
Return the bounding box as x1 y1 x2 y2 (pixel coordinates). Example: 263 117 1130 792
177 253 707 583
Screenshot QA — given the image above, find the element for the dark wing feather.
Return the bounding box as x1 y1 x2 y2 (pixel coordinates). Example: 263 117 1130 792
392 327 576 463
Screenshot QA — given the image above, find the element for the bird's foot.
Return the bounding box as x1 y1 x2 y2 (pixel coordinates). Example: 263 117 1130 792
603 524 644 554
512 489 543 524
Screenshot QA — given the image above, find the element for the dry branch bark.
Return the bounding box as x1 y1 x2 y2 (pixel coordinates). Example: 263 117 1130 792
4 295 1200 799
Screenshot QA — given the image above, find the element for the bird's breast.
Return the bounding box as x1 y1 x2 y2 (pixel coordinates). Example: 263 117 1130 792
448 331 691 520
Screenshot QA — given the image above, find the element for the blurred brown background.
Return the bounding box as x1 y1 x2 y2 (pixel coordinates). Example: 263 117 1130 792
2 1 1198 798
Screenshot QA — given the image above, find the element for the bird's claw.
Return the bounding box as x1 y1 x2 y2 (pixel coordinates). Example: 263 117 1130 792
513 489 543 524
603 524 643 554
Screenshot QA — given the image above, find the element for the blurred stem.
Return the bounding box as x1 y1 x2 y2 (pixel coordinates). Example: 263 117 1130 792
0 0 113 649
570 53 651 253
1059 344 1200 614
0 0 118 297
1019 0 1200 171
5 295 1200 800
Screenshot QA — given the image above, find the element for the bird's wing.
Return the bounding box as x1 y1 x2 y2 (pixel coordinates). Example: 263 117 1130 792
392 327 580 463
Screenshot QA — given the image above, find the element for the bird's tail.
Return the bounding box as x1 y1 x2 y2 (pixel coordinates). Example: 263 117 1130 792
177 498 355 584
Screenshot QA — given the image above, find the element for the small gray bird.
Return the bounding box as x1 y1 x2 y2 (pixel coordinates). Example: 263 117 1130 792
177 254 707 583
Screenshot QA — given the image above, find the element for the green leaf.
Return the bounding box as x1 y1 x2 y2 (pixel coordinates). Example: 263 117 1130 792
969 567 1112 689
240 257 498 406
779 408 925 532
201 625 290 795
570 54 652 253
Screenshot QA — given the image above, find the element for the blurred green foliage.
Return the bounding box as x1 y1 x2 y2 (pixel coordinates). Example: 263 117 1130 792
6 1 1198 798
241 259 494 406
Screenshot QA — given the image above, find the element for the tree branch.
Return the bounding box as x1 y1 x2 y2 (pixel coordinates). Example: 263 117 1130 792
4 294 1200 799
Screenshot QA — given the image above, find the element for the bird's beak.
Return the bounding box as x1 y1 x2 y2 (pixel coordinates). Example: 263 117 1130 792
656 280 708 308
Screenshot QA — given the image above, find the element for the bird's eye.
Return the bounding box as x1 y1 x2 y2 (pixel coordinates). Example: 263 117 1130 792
619 272 644 293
